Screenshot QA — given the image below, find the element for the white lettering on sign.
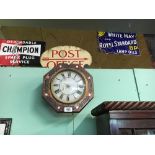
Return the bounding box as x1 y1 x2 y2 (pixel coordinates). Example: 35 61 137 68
107 32 135 39
40 46 92 68
64 107 73 112
6 40 37 44
0 124 6 135
0 43 41 56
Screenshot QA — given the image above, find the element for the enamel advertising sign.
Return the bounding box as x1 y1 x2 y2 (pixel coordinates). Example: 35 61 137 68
40 46 92 68
0 39 46 67
97 31 140 56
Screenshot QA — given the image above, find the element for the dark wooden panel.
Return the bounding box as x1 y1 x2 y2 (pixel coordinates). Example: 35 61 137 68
117 119 155 128
1 19 155 34
109 110 155 119
91 101 155 116
96 114 111 135
110 119 120 135
119 128 133 135
134 129 155 135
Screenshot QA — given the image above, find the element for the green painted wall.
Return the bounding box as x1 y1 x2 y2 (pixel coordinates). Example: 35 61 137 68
0 68 154 135
134 69 155 101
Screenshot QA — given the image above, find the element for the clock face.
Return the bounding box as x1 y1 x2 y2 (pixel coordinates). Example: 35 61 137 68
51 70 85 104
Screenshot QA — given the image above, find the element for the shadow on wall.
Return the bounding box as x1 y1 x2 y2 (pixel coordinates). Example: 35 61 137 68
32 84 73 124
73 113 97 135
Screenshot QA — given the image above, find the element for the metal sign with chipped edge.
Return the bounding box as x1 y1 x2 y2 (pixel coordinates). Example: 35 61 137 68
40 46 92 68
0 39 46 67
97 31 140 56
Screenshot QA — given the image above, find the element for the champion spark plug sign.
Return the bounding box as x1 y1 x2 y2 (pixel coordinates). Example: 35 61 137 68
0 39 46 66
97 31 140 55
40 46 92 68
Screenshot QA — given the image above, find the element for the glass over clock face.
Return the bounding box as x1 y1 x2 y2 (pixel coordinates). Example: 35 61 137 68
51 70 85 104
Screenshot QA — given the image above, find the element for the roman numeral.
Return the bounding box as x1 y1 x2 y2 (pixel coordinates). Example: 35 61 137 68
61 73 65 79
59 93 64 100
68 71 71 78
67 95 70 101
79 85 84 88
55 89 60 94
77 90 82 95
53 84 59 87
74 74 77 79
56 77 61 80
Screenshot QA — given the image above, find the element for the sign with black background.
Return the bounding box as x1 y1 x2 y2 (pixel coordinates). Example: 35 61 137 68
0 39 46 67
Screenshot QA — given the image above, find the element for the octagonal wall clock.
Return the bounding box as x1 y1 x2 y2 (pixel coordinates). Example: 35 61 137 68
42 63 94 113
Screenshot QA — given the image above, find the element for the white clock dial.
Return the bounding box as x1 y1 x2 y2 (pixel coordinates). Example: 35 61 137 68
51 70 85 103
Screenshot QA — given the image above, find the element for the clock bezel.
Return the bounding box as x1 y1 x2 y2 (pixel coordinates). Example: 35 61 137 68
42 63 94 113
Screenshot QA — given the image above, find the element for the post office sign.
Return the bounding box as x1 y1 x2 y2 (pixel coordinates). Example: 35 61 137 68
40 46 92 68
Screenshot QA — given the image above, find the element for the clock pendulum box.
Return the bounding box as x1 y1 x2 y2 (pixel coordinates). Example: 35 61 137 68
42 64 94 113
